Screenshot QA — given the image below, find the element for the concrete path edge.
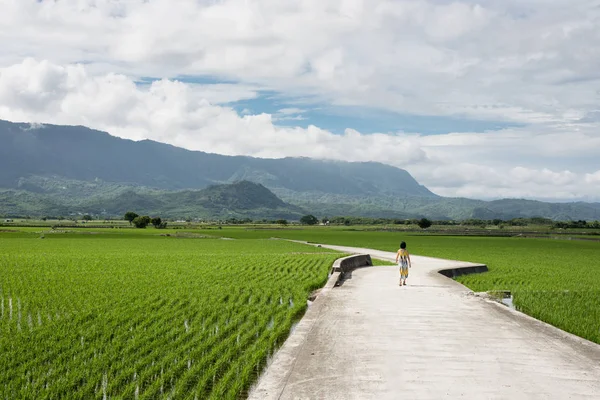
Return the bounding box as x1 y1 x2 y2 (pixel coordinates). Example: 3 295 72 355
248 254 371 399
247 271 338 399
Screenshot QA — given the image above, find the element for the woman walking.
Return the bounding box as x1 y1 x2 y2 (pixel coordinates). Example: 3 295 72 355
395 241 411 286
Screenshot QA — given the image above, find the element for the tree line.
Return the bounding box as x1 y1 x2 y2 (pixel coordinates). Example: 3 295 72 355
313 216 600 229
124 212 167 229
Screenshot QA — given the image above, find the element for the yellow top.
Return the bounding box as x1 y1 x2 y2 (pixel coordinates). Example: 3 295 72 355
397 248 409 260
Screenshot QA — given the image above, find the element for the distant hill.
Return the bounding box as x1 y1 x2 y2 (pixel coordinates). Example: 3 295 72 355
285 194 600 221
1 119 599 221
0 119 434 197
0 181 305 220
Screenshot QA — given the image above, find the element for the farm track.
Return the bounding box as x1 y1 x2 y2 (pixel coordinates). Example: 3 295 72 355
251 244 600 400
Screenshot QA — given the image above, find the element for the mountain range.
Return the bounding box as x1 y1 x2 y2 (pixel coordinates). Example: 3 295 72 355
1 119 599 221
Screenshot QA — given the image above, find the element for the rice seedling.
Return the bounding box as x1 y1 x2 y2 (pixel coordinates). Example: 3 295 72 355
0 233 339 398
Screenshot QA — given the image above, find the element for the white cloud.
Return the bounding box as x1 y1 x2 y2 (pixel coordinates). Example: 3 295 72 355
510 167 577 186
585 171 600 184
2 0 600 124
273 107 307 121
1 1 600 202
0 58 426 162
178 84 259 104
277 108 305 115
21 122 46 131
2 58 600 201
425 164 598 202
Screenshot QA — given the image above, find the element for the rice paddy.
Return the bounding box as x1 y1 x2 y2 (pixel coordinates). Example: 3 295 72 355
0 232 339 399
2 225 599 399
176 226 600 344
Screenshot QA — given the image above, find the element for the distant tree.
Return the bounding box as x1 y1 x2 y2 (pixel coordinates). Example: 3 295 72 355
300 215 319 225
132 215 151 228
511 219 528 226
417 218 432 229
124 211 139 225
151 217 168 229
275 219 288 225
82 215 93 221
151 217 162 228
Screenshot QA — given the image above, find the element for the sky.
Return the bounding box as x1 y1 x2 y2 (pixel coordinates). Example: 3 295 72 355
0 0 599 202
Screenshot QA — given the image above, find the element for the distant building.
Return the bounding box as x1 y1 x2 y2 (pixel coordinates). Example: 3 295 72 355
4 219 13 222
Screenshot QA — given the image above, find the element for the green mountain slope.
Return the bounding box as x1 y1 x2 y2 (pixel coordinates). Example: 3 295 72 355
1 119 599 221
4 176 598 221
0 181 305 220
287 195 600 221
0 119 434 197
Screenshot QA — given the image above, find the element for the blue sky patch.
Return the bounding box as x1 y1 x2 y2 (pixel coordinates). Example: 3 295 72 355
137 76 522 135
230 94 522 135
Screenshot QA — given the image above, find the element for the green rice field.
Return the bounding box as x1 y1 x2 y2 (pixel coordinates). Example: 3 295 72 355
2 225 599 399
180 226 600 344
0 231 340 399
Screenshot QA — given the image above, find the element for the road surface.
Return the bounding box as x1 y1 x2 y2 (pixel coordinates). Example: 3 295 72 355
250 244 600 400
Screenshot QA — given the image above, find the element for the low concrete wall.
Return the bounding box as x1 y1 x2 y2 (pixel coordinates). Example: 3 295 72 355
330 254 373 286
438 264 488 278
332 254 372 273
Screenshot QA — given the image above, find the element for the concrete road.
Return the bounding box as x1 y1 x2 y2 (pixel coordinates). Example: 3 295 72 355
250 245 600 400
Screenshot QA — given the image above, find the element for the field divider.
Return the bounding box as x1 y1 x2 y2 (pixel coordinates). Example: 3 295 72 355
248 254 372 399
437 264 488 278
331 254 373 286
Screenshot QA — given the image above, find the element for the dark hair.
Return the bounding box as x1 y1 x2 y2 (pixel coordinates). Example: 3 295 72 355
400 241 406 249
